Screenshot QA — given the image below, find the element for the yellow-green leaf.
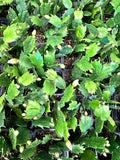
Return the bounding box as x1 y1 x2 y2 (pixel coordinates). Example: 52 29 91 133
7 81 20 100
18 72 35 86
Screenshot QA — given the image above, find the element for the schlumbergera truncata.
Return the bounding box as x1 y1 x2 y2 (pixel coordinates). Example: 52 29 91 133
1 0 120 159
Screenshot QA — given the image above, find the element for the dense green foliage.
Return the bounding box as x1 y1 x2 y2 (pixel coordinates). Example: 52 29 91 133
0 0 120 159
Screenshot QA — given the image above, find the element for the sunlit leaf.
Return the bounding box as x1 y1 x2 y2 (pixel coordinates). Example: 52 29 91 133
7 80 20 100
18 72 35 86
79 115 92 133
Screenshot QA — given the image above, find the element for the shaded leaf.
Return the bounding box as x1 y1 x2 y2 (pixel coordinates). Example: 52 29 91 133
0 136 9 156
20 147 36 160
17 127 30 145
0 110 5 127
0 94 5 112
72 144 84 154
32 116 53 128
81 150 97 160
112 148 120 160
83 137 106 149
95 117 104 133
9 128 19 150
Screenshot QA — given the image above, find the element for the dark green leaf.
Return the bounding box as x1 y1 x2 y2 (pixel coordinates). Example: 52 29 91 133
110 74 120 88
74 43 86 52
87 24 98 36
0 94 5 112
0 110 5 127
59 45 73 55
19 147 36 160
72 144 84 154
83 137 106 149
112 148 120 160
16 0 26 13
81 150 97 160
9 128 19 150
0 136 9 156
17 127 30 145
32 116 53 128
95 117 104 133
0 73 11 87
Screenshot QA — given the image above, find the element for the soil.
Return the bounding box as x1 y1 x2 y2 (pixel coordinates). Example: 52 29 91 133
63 34 75 48
64 71 72 85
0 6 9 18
74 87 81 95
55 58 61 64
0 32 3 37
28 27 46 44
35 27 46 44
98 154 112 160
64 57 76 69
